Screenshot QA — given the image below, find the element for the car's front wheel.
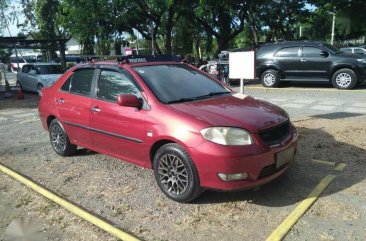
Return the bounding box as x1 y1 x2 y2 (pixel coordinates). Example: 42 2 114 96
16 81 24 91
37 83 44 95
260 69 280 87
49 119 77 156
331 69 357 89
153 143 203 203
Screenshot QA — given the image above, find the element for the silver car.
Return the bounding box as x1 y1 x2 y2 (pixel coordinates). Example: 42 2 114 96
16 63 64 94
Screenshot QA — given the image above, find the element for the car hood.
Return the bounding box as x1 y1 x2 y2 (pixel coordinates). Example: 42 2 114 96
170 94 288 132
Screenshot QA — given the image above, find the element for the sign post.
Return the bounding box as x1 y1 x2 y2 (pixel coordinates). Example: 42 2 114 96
229 51 256 94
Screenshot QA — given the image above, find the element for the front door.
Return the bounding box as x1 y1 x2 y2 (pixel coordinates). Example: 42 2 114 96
300 46 331 79
89 68 148 165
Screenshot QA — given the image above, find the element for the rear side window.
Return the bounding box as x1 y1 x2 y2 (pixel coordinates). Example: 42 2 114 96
68 69 94 96
302 47 322 57
275 47 299 57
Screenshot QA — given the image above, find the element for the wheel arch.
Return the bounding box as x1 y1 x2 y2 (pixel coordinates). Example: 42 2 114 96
47 115 57 129
330 65 360 82
258 65 282 78
149 139 176 167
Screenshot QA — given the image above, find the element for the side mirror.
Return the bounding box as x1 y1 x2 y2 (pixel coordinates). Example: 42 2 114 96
117 94 142 108
320 51 329 57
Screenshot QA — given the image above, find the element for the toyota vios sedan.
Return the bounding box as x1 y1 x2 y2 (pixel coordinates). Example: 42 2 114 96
38 55 297 203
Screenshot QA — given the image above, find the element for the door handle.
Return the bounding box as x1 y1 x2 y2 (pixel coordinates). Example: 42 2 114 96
56 98 64 104
90 106 101 113
300 59 307 62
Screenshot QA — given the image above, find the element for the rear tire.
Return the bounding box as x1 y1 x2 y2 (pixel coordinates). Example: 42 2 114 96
153 143 203 203
49 119 77 156
260 69 280 87
331 69 357 89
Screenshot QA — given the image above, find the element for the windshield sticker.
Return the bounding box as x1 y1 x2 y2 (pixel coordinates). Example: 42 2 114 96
138 70 145 74
129 58 147 63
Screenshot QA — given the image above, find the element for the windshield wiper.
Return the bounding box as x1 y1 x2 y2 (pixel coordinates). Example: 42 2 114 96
166 97 199 104
195 91 230 99
166 91 230 104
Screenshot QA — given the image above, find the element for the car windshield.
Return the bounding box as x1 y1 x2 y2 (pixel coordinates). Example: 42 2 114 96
133 64 230 104
322 43 343 54
36 65 64 74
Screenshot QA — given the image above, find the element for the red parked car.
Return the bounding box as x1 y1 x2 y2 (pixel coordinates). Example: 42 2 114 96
38 55 297 202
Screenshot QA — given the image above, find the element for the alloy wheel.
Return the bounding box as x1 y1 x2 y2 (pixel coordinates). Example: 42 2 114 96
157 154 189 195
263 73 275 86
335 73 351 88
50 124 66 153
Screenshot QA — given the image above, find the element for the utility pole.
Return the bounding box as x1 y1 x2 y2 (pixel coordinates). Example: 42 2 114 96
299 25 302 38
135 29 139 55
331 9 336 45
150 25 155 55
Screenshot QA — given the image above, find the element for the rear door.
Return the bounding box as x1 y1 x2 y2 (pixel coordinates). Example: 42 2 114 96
54 68 96 148
274 46 301 78
89 67 148 165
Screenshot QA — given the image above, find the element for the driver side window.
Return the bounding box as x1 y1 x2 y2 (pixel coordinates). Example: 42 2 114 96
97 70 141 102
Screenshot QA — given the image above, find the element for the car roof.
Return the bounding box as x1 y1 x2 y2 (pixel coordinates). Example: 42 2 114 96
26 62 61 66
260 40 325 47
72 55 182 70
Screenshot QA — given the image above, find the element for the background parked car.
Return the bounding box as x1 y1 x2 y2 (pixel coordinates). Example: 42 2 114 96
16 63 64 94
340 47 366 55
256 40 366 89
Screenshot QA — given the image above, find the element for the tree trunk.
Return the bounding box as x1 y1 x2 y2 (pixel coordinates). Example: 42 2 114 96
164 8 174 54
59 40 67 70
247 9 259 46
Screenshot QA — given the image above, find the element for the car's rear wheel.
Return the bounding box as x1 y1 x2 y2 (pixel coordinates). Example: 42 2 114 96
37 83 44 95
49 119 77 156
153 143 203 203
331 69 357 89
260 69 280 87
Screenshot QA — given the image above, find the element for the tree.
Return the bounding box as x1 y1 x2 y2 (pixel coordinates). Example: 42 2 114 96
193 0 249 54
254 0 309 42
308 0 366 42
35 0 70 69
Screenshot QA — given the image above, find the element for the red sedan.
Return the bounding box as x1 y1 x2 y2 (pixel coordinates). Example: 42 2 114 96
39 56 297 202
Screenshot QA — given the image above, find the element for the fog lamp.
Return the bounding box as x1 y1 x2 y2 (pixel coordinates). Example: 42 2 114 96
218 172 248 181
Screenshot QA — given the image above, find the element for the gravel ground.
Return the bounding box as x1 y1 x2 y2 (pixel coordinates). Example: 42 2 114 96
0 91 365 241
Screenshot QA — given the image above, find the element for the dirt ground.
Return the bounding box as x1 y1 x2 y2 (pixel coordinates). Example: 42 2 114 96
0 93 365 241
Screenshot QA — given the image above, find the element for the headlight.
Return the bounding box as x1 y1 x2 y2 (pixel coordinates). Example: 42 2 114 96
357 59 366 63
200 127 253 145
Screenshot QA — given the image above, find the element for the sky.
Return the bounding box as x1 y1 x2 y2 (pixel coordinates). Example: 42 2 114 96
2 0 24 36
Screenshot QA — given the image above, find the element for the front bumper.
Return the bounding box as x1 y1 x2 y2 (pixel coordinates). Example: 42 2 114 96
189 126 298 191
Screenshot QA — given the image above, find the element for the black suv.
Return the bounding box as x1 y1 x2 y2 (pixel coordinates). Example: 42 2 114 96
256 40 366 89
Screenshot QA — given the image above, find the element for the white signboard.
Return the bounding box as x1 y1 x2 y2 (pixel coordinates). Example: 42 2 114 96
229 51 255 79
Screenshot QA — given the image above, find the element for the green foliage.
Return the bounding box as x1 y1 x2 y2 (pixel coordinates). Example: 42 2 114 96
12 0 366 60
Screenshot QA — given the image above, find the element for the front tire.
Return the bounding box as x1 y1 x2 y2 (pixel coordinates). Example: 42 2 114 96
37 83 44 95
331 69 357 89
49 119 77 156
153 143 203 203
16 81 24 91
260 69 280 87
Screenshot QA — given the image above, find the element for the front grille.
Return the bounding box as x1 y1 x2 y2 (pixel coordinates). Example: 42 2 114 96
258 163 286 178
258 120 290 146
